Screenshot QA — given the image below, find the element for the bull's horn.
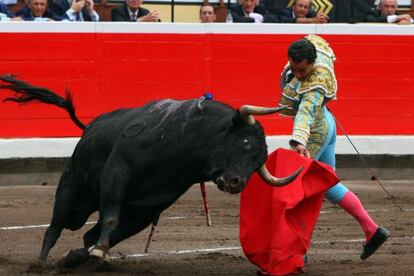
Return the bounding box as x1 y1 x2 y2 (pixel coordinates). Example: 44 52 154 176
239 105 288 125
257 164 303 186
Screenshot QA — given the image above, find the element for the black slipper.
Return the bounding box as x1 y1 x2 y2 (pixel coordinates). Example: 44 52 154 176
360 227 390 260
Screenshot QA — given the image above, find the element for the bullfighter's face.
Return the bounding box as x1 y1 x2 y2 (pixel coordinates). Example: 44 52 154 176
288 58 314 81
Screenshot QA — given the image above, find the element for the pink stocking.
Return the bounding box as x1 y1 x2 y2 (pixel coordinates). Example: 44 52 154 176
338 191 378 242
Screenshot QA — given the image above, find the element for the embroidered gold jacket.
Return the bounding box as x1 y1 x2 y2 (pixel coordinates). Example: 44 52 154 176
278 34 337 157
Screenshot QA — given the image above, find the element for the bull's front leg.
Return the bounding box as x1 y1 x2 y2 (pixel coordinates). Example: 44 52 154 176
90 161 131 263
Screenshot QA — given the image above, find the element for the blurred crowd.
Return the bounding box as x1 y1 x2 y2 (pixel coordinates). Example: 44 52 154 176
0 0 412 25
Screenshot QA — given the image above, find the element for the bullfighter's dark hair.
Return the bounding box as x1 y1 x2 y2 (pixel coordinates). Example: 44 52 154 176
287 38 317 64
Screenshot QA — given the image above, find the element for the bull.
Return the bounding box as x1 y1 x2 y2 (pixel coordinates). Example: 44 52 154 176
0 75 302 269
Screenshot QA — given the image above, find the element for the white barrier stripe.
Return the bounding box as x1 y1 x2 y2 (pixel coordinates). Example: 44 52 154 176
1 22 414 36
2 208 413 231
1 136 414 158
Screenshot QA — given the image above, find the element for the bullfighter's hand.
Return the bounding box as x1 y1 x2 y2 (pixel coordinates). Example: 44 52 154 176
294 144 311 158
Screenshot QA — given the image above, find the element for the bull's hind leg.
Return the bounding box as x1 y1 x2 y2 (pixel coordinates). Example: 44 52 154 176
38 223 64 262
90 160 131 262
37 170 74 263
54 219 102 269
54 198 99 269
38 169 96 264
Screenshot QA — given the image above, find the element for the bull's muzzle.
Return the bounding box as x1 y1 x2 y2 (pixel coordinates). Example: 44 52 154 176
215 176 245 194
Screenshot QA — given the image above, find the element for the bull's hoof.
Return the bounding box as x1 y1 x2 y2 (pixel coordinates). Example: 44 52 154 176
57 247 90 268
89 247 110 263
27 260 54 273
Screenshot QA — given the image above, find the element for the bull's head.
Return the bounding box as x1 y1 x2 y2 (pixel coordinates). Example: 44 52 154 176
211 105 303 194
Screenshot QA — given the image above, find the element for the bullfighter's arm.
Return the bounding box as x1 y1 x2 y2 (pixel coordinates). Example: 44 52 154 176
289 90 324 149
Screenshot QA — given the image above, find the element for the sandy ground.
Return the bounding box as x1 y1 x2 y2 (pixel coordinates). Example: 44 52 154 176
0 179 413 275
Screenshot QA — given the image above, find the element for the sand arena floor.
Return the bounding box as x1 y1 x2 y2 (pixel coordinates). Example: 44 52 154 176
0 179 413 275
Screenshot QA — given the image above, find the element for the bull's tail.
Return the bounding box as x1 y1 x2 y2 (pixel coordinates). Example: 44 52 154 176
0 74 85 130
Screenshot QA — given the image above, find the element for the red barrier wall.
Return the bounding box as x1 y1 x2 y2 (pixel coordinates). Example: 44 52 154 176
1 26 413 137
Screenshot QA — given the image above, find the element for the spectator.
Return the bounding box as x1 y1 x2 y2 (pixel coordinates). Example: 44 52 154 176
15 0 54 21
199 4 216 23
0 2 22 20
51 0 100 21
279 0 328 23
229 0 278 23
111 0 160 22
365 0 412 24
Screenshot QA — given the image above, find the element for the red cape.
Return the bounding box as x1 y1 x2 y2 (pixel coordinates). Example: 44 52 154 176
240 148 339 275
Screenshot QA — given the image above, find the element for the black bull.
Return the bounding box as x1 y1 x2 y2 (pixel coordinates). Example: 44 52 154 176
0 75 302 267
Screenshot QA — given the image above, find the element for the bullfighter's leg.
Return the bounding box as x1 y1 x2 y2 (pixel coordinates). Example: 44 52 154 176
91 161 131 261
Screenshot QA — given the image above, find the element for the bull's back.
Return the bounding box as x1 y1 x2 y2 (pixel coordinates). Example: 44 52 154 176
71 98 236 177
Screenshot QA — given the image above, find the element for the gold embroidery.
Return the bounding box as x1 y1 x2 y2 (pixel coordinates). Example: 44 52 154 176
278 35 336 157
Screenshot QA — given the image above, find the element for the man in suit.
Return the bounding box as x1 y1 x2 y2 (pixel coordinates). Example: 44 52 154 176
365 0 412 24
111 0 160 22
15 0 54 21
51 0 100 21
279 0 328 23
229 0 278 23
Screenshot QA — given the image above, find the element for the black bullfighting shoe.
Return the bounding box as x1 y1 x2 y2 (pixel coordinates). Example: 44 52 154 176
360 227 390 260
